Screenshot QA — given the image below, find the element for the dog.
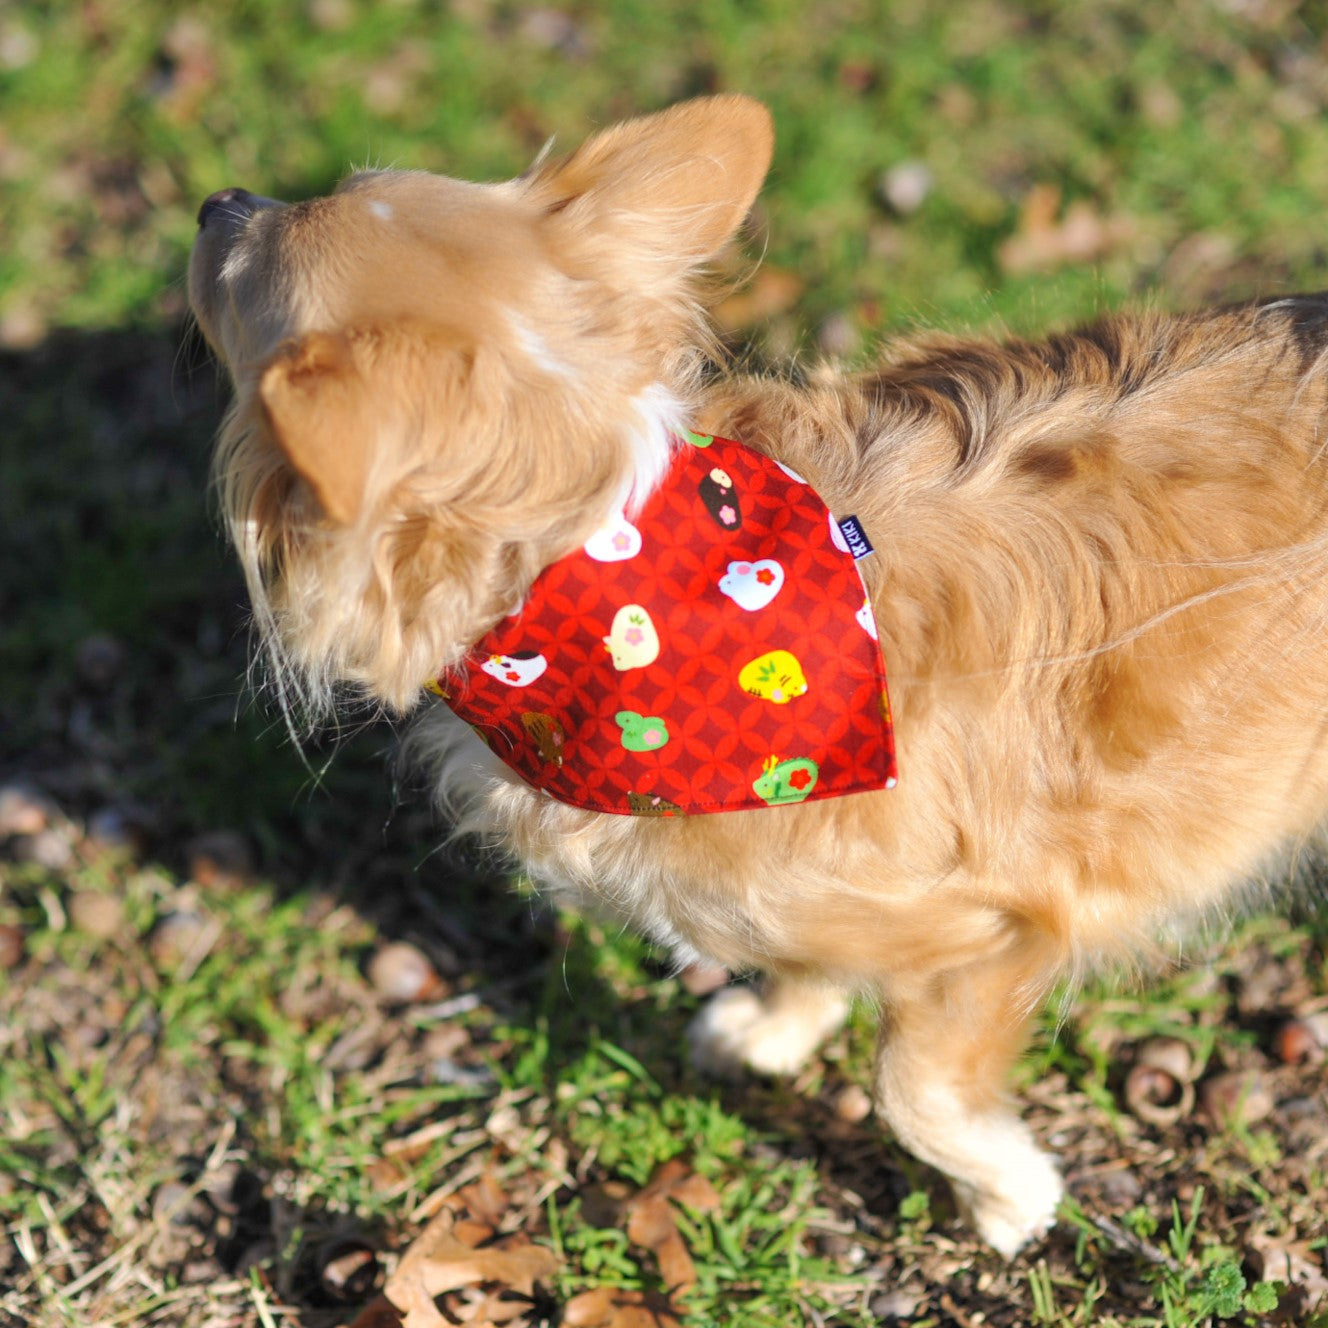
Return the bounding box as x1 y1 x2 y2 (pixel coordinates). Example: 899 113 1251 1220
189 94 1328 1256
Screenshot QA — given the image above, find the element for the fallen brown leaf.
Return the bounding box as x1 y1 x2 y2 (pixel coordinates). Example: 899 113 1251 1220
563 1286 685 1328
458 1171 510 1229
363 1193 557 1328
1247 1230 1328 1304
999 183 1135 275
714 268 804 331
348 1295 406 1328
624 1160 722 1295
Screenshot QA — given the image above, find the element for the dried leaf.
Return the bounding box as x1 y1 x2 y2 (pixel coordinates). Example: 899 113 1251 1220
714 268 804 331
347 1295 407 1328
998 184 1135 275
378 1205 558 1328
622 1161 722 1295
563 1286 685 1328
458 1171 510 1228
626 1196 676 1250
1248 1230 1328 1299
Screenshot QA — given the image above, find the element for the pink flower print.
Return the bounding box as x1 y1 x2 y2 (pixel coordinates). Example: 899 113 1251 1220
719 504 737 526
624 626 646 648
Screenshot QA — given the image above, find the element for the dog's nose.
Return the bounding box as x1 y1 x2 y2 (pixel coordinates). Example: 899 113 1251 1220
197 187 257 228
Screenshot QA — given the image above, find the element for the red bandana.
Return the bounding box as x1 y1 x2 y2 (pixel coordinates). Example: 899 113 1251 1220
430 432 897 815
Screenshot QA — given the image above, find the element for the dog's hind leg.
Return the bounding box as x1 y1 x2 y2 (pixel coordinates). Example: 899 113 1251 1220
873 939 1064 1257
687 976 851 1078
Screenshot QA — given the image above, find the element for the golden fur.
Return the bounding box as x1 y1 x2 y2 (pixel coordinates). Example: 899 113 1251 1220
190 96 1328 1254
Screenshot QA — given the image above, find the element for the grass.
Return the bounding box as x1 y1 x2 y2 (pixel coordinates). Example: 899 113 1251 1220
4 0 1328 1325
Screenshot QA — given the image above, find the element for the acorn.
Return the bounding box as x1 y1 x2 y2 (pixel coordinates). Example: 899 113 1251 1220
1136 1036 1199 1081
366 941 445 1003
1272 1015 1328 1066
1198 1069 1275 1128
1123 1036 1200 1127
1124 1062 1194 1128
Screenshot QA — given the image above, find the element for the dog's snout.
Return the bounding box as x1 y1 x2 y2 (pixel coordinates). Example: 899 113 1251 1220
197 187 256 228
197 187 286 229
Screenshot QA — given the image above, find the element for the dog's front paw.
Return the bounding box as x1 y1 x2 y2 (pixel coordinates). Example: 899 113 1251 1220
687 983 848 1079
958 1150 1063 1259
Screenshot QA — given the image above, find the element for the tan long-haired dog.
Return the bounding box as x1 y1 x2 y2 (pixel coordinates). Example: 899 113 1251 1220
189 95 1328 1255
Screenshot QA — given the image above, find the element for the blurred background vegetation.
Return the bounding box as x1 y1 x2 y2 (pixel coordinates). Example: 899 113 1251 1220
8 0 1328 348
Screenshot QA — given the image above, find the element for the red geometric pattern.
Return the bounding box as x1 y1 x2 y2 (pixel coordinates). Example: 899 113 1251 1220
433 433 897 815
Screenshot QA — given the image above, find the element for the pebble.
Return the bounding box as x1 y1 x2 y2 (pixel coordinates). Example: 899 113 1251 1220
834 1083 874 1124
878 161 933 215
0 782 55 837
1199 1069 1275 1128
871 1289 925 1321
68 889 124 940
367 941 444 1003
1097 1167 1143 1209
11 827 75 871
816 312 859 358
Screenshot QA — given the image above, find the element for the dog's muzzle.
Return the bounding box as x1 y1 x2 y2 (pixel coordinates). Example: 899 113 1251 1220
196 187 282 229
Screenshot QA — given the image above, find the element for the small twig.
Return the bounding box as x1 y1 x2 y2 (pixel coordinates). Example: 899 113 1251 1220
1089 1214 1181 1272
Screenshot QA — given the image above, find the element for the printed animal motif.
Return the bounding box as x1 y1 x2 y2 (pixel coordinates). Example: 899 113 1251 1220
718 559 785 611
603 604 660 670
521 711 567 765
626 791 684 817
856 598 878 639
615 711 670 752
583 510 643 563
738 650 808 704
698 466 741 530
753 755 820 805
481 651 548 687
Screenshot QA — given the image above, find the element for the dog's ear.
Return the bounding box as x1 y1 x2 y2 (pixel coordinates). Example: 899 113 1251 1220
258 332 373 525
526 94 774 264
